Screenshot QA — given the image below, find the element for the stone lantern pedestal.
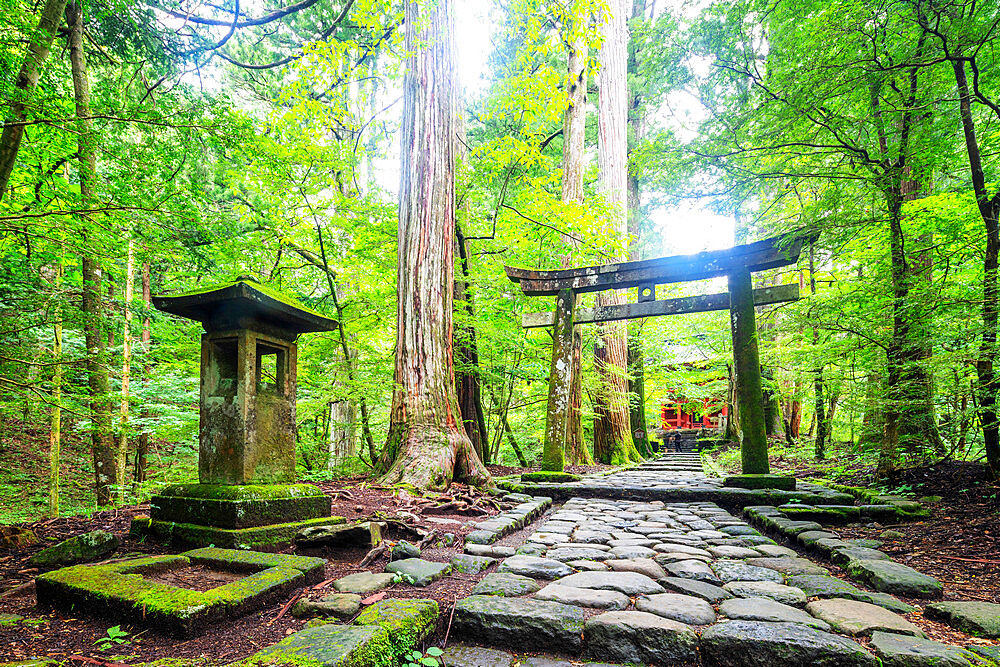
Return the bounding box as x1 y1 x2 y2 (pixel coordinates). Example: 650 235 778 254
134 278 342 549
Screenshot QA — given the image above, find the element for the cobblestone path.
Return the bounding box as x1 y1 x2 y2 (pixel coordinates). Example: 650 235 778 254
443 454 992 667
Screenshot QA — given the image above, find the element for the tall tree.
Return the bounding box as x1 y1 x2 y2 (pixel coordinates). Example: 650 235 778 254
67 0 116 505
379 0 492 490
560 0 594 465
625 0 652 456
916 0 1000 478
0 0 69 198
593 0 642 465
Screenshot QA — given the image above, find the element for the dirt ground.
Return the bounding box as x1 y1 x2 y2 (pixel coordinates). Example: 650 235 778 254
837 461 1000 606
0 480 534 664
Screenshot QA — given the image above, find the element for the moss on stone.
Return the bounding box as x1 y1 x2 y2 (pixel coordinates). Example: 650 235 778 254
353 598 439 656
184 546 325 582
170 277 330 320
150 484 333 530
520 471 581 483
239 624 395 667
724 474 797 491
146 515 338 549
156 483 327 501
28 530 119 567
35 551 311 637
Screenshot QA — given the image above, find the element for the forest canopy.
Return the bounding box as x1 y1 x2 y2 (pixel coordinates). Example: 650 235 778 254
2 0 1000 518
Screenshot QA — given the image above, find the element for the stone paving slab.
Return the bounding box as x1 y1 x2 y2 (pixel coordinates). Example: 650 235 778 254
924 601 1000 638
583 610 699 664
452 595 585 654
701 620 878 667
806 598 925 637
870 630 983 667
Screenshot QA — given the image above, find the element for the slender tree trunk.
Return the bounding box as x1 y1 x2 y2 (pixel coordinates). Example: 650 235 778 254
559 6 592 465
625 0 651 456
593 0 640 465
453 101 489 463
118 236 134 500
134 262 151 486
454 223 489 463
810 243 827 460
68 1 116 505
48 261 63 517
952 57 1000 480
379 0 491 490
0 0 70 198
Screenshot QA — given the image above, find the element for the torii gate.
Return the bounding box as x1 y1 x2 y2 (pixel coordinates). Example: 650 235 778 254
505 233 809 482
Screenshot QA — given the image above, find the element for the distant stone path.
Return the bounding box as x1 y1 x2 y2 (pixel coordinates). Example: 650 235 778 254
509 452 853 506
444 454 991 667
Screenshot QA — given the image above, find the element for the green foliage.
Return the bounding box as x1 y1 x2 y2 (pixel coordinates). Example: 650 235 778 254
94 625 130 651
402 646 443 667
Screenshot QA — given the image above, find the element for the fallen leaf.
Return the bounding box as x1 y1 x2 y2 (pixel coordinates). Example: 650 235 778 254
361 592 386 605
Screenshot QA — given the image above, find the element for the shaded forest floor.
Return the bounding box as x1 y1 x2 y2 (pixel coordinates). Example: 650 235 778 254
4 421 1000 662
0 477 519 663
711 437 1000 605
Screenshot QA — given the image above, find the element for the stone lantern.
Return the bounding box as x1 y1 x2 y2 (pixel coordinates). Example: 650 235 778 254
137 277 345 548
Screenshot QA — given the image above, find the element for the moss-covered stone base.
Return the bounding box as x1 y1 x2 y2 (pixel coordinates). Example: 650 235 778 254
521 471 581 483
151 483 332 528
35 548 322 637
724 474 797 491
138 516 342 550
241 625 395 667
354 598 439 656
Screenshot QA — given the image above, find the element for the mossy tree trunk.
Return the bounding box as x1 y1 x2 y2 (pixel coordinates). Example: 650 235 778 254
809 243 827 461
68 1 116 505
49 260 63 517
0 0 69 198
134 261 151 486
378 0 491 491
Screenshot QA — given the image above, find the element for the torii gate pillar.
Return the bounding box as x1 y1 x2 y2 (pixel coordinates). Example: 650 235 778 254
542 289 575 471
728 267 769 474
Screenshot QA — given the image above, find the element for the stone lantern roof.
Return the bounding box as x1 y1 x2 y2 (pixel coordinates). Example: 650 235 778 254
153 276 339 335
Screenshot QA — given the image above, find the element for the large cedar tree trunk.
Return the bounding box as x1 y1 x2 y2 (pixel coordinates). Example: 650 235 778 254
67 1 116 505
379 0 491 490
560 7 593 465
593 0 641 465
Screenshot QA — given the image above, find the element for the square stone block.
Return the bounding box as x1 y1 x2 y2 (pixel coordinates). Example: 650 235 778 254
35 548 326 637
140 515 343 550
150 483 332 529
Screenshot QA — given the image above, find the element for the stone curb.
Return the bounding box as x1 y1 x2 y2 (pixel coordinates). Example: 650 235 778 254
465 495 553 545
743 505 942 600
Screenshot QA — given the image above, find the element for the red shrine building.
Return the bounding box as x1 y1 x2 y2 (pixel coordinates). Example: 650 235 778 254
659 396 728 430
656 339 729 433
